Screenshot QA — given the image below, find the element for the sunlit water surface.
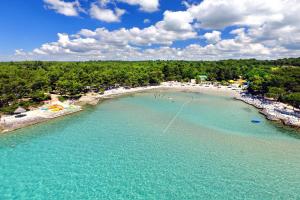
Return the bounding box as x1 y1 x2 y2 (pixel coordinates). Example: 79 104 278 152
0 90 300 199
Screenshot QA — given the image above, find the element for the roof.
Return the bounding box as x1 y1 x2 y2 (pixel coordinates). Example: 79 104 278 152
198 75 208 80
14 107 26 114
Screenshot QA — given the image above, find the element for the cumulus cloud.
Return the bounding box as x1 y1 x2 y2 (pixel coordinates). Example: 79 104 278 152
43 0 83 16
90 4 125 22
98 0 111 7
97 0 159 13
161 11 193 32
203 31 221 44
187 0 284 29
15 49 26 56
12 0 300 61
185 0 300 51
32 15 197 56
21 26 293 61
118 0 159 12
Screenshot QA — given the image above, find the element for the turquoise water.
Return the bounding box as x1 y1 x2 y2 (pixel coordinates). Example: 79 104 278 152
0 90 300 199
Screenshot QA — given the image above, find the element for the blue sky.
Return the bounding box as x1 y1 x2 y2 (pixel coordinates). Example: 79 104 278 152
1 0 299 61
0 0 195 54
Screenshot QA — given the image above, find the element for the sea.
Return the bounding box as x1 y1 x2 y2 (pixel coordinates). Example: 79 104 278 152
0 90 299 199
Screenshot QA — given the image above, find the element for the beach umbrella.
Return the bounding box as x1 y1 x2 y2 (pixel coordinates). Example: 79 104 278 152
14 107 26 114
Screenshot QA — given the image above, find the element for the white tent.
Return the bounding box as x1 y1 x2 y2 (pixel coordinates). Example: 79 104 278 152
14 107 26 114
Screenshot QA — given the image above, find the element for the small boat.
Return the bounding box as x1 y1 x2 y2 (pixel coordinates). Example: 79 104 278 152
251 119 261 123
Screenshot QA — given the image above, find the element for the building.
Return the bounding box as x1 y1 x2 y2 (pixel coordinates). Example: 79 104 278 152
198 75 208 82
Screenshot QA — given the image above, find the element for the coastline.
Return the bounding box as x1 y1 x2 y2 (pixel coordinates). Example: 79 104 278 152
0 108 83 133
79 81 239 103
1 81 299 134
235 94 300 129
0 102 82 133
0 82 239 134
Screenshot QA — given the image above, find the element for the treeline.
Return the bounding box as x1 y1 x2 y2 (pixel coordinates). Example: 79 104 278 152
246 66 300 107
0 58 300 113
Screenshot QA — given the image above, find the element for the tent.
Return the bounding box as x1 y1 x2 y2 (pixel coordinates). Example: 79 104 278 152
14 107 26 114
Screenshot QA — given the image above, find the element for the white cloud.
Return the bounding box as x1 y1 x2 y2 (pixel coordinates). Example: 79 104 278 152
118 0 159 12
22 26 292 61
43 0 83 16
203 31 221 44
11 0 300 61
181 1 191 8
16 23 299 61
15 49 26 56
187 0 284 29
90 4 125 22
161 11 193 32
143 19 150 24
96 0 160 13
33 17 197 55
98 0 111 7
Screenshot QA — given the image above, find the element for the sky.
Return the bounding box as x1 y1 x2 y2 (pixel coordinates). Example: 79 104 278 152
1 0 300 61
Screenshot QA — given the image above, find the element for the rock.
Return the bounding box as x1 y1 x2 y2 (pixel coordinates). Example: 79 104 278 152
259 109 280 121
283 119 295 127
77 94 100 106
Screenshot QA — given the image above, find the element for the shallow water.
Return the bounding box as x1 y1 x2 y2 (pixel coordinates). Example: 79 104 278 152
0 90 300 199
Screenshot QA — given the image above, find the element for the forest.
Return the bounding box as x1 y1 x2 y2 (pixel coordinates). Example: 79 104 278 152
0 58 300 113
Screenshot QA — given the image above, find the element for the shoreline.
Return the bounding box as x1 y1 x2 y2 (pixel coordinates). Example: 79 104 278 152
76 82 240 106
0 102 82 133
235 94 300 129
1 81 299 134
0 108 83 134
0 82 239 134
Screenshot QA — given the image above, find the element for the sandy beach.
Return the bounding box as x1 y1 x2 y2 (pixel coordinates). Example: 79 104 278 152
75 82 241 108
82 81 239 101
1 81 299 134
0 82 239 133
0 100 82 133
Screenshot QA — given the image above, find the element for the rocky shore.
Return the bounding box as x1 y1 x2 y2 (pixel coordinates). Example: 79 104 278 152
236 93 300 128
